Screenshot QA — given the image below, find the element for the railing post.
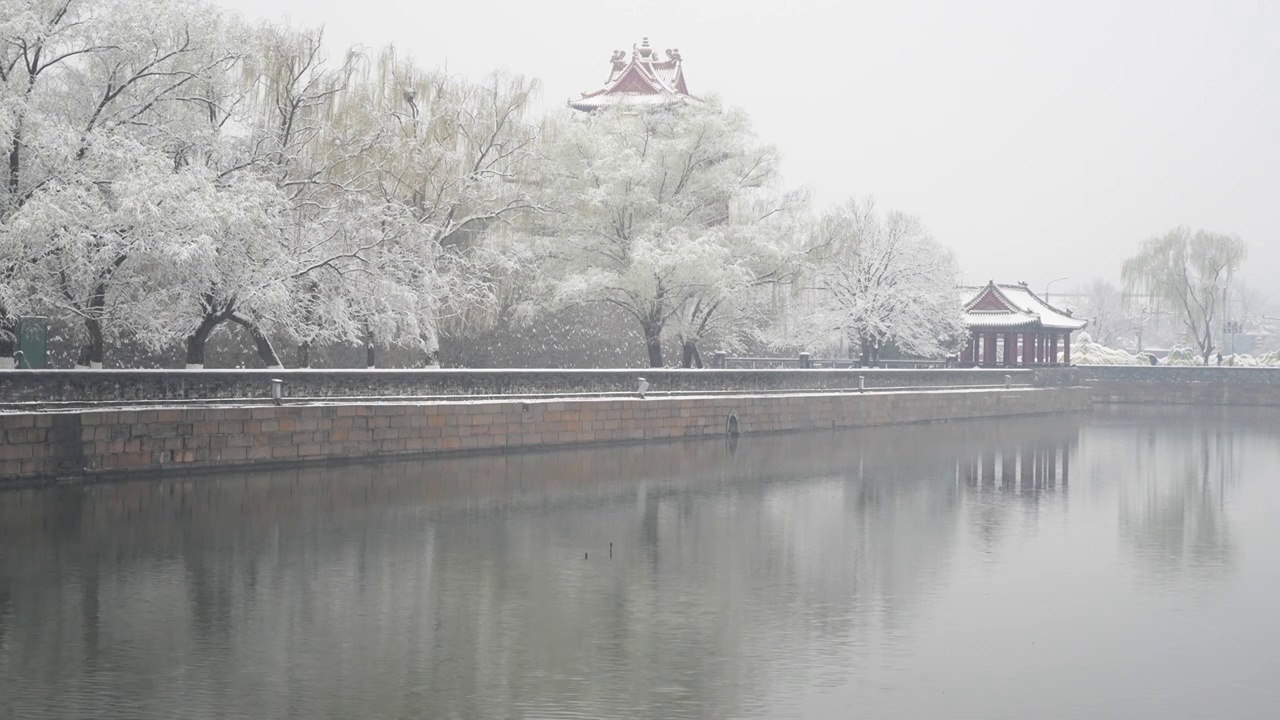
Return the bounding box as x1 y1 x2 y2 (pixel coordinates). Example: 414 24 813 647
858 375 865 393
713 351 727 369
799 352 811 369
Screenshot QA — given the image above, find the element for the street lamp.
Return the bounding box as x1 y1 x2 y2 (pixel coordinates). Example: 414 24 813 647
1137 306 1151 353
1045 276 1069 302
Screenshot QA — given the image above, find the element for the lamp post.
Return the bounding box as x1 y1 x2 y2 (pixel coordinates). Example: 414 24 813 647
1138 306 1148 353
1215 282 1229 358
1045 276 1069 303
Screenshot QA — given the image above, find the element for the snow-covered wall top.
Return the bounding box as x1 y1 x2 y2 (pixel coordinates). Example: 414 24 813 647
0 368 1032 406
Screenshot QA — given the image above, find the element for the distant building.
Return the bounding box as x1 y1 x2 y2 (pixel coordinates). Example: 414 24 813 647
568 37 694 112
960 281 1087 366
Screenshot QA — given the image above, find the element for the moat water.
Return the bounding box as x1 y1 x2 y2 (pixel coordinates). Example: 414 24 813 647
1 408 1278 719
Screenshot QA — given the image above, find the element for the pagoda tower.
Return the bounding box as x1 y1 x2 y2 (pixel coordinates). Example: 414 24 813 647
568 37 694 111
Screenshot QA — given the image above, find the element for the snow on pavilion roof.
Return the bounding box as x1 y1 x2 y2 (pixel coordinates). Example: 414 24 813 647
568 37 694 112
960 281 1087 331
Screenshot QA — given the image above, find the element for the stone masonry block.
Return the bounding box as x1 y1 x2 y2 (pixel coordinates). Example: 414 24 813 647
0 415 35 429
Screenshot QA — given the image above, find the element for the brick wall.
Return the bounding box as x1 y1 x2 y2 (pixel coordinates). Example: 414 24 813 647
0 387 1089 483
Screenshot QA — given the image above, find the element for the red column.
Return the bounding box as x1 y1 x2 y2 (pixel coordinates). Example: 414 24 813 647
1063 332 1072 365
1049 333 1059 365
986 332 998 366
1032 333 1042 365
1003 332 1014 366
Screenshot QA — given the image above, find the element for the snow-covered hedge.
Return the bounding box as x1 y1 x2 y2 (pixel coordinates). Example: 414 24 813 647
1068 332 1280 367
1209 351 1280 367
1163 347 1202 366
1069 332 1148 365
1255 350 1280 366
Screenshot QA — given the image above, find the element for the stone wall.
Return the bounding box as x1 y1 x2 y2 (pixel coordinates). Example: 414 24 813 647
0 367 1032 406
0 387 1089 483
1073 365 1280 385
1051 366 1280 406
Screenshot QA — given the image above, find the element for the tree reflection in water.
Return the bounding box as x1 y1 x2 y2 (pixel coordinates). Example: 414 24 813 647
1098 408 1262 590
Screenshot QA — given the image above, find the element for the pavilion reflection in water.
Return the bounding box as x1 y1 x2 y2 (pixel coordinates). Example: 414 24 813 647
958 425 1076 491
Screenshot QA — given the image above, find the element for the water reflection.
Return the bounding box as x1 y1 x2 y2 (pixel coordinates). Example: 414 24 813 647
0 410 1275 719
1086 409 1253 590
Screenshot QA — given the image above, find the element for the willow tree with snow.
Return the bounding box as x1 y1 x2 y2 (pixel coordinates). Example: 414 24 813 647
1122 226 1246 365
318 49 542 364
532 98 795 367
793 199 963 365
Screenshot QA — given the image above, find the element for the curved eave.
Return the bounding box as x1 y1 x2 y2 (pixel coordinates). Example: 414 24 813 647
567 92 699 112
962 315 1088 331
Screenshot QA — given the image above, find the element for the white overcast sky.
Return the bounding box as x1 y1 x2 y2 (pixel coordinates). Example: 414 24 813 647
213 0 1279 294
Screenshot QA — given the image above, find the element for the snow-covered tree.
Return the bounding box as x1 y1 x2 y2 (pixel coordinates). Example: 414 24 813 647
142 171 291 368
1122 226 1246 364
532 97 794 367
1072 279 1141 349
1 0 247 367
155 24 419 369
1 3 550 369
1232 283 1271 338
664 188 807 367
2 0 119 363
1 0 112 214
793 198 963 364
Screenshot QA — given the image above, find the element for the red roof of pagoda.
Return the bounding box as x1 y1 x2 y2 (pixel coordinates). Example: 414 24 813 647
959 281 1087 331
568 37 694 111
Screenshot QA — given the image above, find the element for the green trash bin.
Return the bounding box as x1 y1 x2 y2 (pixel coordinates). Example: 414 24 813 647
17 317 48 369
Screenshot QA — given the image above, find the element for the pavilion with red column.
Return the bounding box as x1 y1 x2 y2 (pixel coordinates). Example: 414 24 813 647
959 281 1087 367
